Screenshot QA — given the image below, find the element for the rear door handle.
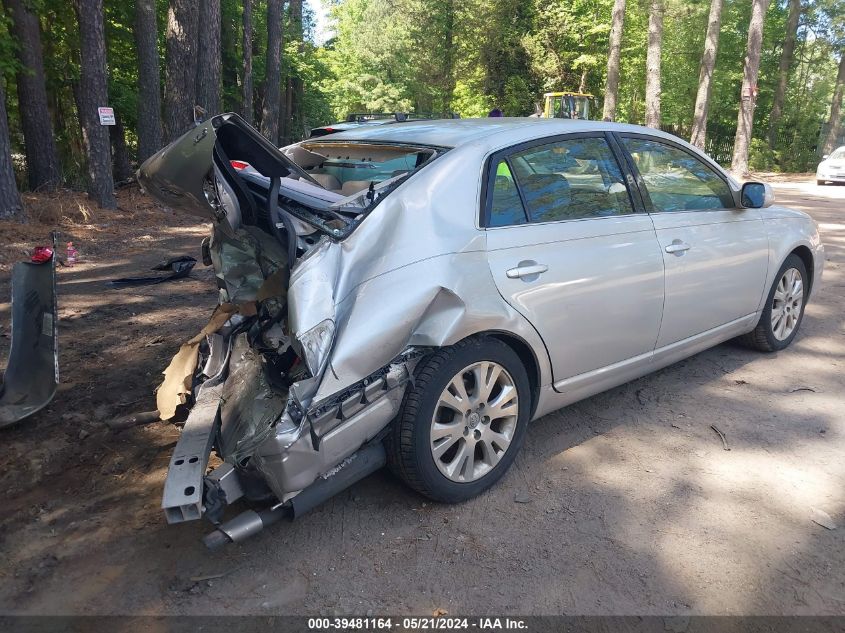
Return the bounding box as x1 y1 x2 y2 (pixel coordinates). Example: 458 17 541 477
506 262 549 279
665 241 691 255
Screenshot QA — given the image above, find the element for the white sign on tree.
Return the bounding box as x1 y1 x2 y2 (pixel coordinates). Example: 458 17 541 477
98 107 116 126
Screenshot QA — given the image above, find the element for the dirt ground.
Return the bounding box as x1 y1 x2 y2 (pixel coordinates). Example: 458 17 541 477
0 176 842 616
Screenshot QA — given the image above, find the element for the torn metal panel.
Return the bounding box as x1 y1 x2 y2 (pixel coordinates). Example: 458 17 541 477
217 332 286 464
253 383 404 501
156 303 238 420
136 113 314 221
0 249 58 428
201 333 228 379
288 442 386 518
209 226 288 303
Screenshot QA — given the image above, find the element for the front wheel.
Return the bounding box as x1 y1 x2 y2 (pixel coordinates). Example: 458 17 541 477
387 337 530 503
740 254 808 352
817 179 826 186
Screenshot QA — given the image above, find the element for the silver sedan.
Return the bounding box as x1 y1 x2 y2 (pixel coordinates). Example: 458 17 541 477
139 115 824 547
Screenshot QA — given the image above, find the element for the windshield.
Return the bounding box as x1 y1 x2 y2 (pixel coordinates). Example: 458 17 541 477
573 97 590 120
828 147 845 160
551 95 590 120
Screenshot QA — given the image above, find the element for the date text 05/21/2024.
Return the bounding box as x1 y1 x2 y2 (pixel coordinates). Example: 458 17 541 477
307 617 528 630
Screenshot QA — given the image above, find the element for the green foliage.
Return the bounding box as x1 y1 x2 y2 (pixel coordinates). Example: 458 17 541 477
3 0 845 185
522 0 611 95
0 9 20 77
748 137 777 170
105 0 139 130
288 6 334 133
39 0 86 187
221 0 243 113
319 0 416 115
451 72 495 118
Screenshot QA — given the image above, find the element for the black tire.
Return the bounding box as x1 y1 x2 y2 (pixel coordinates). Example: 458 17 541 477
817 179 826 186
387 336 531 503
739 253 808 352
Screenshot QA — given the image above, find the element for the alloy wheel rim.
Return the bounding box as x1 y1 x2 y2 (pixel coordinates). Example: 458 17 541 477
770 267 804 341
429 361 519 483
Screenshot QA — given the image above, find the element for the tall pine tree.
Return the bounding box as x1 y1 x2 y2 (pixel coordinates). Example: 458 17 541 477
74 0 116 208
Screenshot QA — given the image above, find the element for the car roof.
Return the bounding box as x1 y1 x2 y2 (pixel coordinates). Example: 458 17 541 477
319 117 689 149
314 119 393 131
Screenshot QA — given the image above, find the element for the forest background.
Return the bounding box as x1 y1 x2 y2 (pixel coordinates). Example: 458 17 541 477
1 0 844 213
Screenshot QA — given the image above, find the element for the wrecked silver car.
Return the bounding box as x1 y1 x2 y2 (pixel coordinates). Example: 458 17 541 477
139 114 823 548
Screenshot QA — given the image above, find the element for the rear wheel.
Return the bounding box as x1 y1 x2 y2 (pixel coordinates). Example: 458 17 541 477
387 337 530 503
740 254 808 352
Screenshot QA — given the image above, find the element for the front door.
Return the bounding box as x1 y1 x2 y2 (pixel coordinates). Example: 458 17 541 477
483 134 665 384
617 134 769 348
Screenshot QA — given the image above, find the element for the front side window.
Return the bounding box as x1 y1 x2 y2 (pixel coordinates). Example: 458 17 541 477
509 136 633 223
622 137 734 212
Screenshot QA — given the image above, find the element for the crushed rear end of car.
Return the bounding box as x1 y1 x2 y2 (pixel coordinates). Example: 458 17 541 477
138 113 441 547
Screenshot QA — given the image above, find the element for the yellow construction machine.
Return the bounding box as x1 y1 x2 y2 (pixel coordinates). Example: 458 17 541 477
541 92 595 120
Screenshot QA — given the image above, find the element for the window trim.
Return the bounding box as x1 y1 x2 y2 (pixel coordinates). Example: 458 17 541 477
504 156 531 224
612 132 738 213
480 132 642 228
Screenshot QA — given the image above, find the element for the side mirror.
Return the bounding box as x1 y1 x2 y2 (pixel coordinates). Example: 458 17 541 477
741 182 774 208
823 154 830 160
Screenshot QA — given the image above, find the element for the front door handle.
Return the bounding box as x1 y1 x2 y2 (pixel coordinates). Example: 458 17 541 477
506 262 549 279
665 241 691 255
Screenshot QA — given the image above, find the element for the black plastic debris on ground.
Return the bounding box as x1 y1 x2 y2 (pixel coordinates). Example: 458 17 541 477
107 255 197 287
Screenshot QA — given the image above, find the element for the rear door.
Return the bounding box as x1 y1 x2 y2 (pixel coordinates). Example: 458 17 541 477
484 133 665 385
616 134 769 348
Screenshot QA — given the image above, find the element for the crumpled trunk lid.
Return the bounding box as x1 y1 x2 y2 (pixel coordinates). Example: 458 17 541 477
137 113 319 222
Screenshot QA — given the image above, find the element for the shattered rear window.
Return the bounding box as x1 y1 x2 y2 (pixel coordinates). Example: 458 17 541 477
290 142 440 198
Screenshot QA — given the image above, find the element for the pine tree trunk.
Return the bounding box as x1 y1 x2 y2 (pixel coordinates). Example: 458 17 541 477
110 113 132 182
73 0 116 209
442 0 455 114
260 0 283 144
731 0 771 176
645 0 663 129
281 78 291 144
196 0 222 115
602 0 626 121
289 0 304 142
689 0 723 149
242 0 253 124
6 0 61 191
0 80 23 220
768 0 801 147
164 0 199 143
134 0 163 163
822 52 845 156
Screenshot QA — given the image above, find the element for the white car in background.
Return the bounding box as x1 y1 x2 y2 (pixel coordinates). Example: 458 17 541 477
816 146 845 185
